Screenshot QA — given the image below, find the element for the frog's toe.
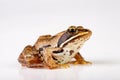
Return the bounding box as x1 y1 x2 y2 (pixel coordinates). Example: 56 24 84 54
60 64 70 69
72 60 92 65
81 60 92 64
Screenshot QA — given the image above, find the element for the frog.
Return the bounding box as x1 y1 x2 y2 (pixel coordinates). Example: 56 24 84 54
18 26 92 69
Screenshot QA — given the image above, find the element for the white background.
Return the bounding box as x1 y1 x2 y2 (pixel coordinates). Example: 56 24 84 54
0 0 120 80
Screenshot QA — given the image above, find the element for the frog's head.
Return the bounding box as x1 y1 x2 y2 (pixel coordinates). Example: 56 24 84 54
57 26 92 49
52 26 92 64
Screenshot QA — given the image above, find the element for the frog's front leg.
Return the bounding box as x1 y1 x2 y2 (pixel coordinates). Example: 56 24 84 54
43 48 62 69
74 52 92 64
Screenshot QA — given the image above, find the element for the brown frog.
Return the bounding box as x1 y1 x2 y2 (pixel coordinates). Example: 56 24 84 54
18 26 92 69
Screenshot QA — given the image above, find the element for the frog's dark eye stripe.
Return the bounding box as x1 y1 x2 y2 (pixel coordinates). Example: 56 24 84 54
57 32 72 47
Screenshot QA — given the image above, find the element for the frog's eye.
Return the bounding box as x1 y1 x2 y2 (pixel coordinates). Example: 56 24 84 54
68 26 76 33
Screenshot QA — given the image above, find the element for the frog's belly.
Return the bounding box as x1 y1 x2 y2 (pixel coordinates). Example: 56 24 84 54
55 51 77 64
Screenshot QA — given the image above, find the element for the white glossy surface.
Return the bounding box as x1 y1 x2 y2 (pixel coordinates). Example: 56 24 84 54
0 0 120 80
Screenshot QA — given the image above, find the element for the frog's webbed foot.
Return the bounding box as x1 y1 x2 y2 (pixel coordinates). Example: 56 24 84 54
73 52 92 65
59 64 70 68
73 60 92 65
18 45 44 68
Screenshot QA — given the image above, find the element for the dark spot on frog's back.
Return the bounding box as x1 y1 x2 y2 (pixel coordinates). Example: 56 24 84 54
39 48 43 51
39 45 51 53
43 45 51 48
51 35 57 39
70 50 74 56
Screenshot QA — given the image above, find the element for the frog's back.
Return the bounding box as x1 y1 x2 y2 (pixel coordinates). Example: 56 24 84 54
34 31 66 50
34 35 52 50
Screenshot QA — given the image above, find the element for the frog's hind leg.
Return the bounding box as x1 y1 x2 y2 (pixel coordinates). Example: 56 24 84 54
18 52 26 66
73 52 92 64
18 45 44 68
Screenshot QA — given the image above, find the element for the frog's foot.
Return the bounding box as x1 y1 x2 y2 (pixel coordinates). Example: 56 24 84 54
81 60 92 64
73 60 92 65
26 63 44 68
44 60 59 69
74 52 92 65
23 53 45 68
59 64 70 69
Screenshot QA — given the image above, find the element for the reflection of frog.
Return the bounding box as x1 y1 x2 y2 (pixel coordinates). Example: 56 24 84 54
18 26 92 69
